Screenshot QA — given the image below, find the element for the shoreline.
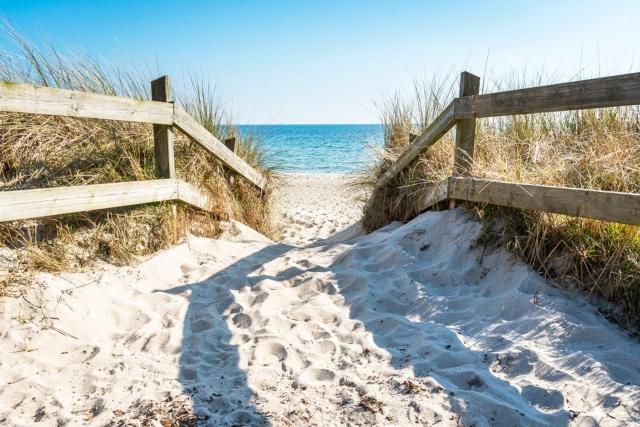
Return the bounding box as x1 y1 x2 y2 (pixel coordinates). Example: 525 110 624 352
273 170 367 175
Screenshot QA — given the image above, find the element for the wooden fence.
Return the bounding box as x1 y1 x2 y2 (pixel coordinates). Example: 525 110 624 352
0 76 267 222
368 71 640 226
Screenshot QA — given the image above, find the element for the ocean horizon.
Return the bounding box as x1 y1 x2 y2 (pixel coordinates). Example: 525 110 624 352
239 124 384 173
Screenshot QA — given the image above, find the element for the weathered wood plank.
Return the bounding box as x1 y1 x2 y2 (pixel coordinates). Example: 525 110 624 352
454 72 640 119
414 179 450 213
0 82 173 124
453 72 480 175
151 76 175 178
0 179 179 221
173 106 266 190
0 179 221 222
448 177 640 225
177 180 213 212
374 102 456 189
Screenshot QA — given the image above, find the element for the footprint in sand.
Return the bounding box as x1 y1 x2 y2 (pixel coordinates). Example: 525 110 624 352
490 348 538 377
232 313 252 329
309 339 338 357
191 318 214 333
251 292 269 307
297 367 336 385
254 341 288 364
521 385 564 410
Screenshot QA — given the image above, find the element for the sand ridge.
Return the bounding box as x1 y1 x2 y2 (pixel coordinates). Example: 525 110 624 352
1 173 640 425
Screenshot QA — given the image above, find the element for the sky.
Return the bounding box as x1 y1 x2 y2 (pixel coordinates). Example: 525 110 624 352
0 0 638 124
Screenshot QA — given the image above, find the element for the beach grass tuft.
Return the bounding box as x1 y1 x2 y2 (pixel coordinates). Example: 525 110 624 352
0 24 277 278
362 71 640 327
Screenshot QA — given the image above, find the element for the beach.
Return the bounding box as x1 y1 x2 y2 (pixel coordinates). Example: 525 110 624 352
1 2 639 426
1 173 640 426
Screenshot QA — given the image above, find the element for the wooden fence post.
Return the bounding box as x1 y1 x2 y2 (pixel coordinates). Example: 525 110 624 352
224 137 238 154
453 71 480 176
151 76 175 178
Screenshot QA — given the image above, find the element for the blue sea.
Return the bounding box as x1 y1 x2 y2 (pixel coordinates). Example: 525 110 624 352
239 124 384 173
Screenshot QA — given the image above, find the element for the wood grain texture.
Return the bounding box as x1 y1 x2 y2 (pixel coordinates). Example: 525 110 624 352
453 72 480 176
414 179 450 213
448 177 640 225
0 179 179 221
454 72 640 118
0 82 173 124
173 106 266 190
0 179 221 222
151 76 175 178
177 180 213 211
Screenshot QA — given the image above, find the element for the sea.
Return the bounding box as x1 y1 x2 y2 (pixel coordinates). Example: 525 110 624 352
238 124 383 173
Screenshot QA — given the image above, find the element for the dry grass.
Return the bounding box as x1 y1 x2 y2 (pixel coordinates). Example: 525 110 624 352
362 71 640 327
0 25 277 282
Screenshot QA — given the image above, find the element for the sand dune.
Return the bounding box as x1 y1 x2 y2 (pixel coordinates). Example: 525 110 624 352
1 174 640 426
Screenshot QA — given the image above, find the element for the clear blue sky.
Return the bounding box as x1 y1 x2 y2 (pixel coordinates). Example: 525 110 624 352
0 0 638 124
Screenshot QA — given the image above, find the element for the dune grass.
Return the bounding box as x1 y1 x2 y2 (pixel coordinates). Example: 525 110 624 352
362 71 640 328
0 26 277 284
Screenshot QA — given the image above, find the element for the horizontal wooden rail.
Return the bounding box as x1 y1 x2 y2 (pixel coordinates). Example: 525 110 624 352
176 180 213 211
454 72 640 119
0 82 173 124
0 80 267 191
417 177 640 226
0 179 214 222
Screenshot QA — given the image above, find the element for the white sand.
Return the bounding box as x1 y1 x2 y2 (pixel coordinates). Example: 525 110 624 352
1 173 640 426
275 173 364 246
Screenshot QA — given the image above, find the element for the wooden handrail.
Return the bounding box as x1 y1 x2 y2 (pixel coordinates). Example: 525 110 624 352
0 79 266 191
454 72 640 119
368 71 640 227
0 82 174 124
0 179 210 221
0 77 268 223
372 72 640 193
416 177 640 226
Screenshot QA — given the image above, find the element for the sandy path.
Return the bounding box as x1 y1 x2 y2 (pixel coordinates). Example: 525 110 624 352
1 173 640 426
275 173 364 246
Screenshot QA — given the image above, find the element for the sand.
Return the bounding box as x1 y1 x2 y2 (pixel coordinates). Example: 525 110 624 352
1 172 640 426
275 173 364 246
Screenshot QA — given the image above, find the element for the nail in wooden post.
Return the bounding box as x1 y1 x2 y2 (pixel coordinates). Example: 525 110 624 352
151 76 175 178
453 71 480 176
224 137 238 154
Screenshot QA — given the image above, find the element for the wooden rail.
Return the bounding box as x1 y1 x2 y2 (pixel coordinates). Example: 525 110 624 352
0 76 266 223
417 178 640 226
0 82 174 124
368 71 640 226
454 72 640 119
0 179 214 222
